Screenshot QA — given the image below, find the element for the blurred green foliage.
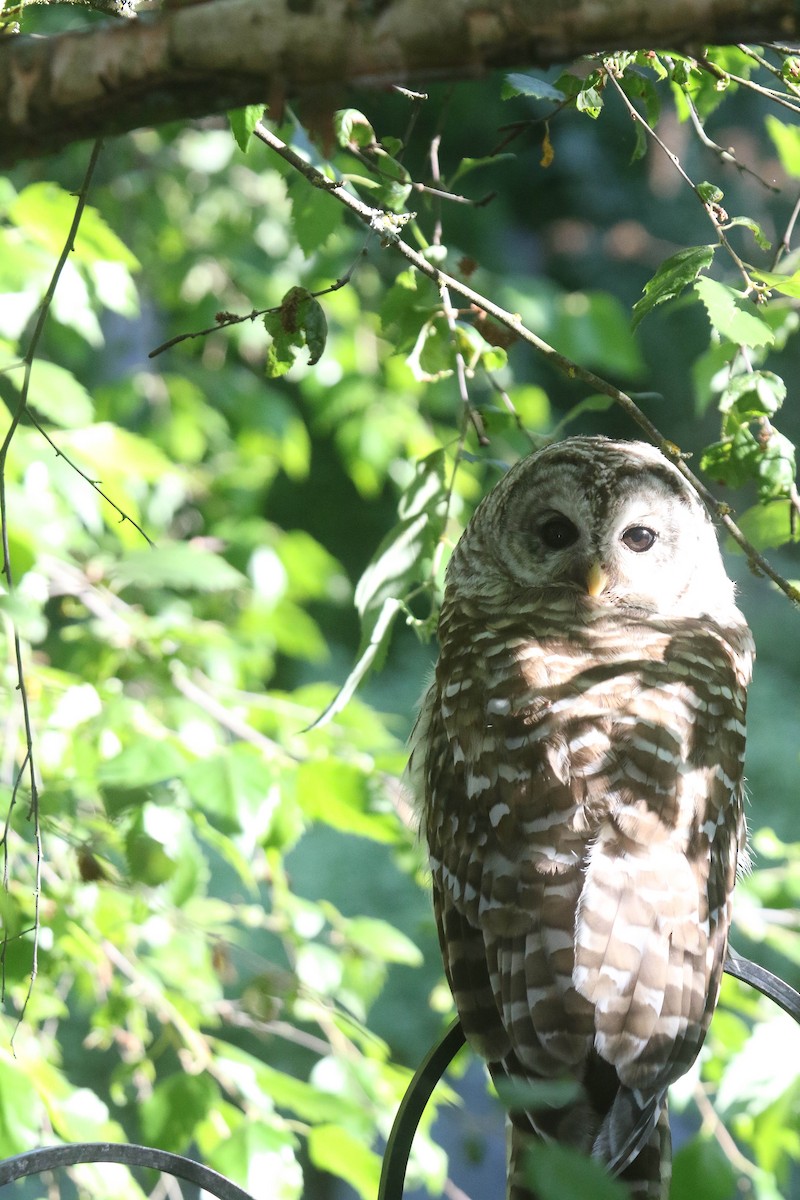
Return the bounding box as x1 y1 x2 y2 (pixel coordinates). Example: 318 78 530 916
0 24 799 1200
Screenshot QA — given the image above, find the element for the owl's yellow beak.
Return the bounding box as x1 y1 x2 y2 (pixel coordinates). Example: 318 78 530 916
586 562 608 597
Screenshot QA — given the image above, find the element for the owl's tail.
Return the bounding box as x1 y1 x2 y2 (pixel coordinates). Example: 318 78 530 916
505 1091 671 1200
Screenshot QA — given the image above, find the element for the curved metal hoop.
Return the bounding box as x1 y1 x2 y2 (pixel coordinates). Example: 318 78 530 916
0 1141 257 1199
377 949 800 1200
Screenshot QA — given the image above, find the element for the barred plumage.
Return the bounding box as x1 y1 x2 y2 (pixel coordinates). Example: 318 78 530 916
409 437 753 1199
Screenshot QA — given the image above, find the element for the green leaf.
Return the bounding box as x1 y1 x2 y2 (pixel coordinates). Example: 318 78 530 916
765 113 800 178
60 421 172 481
631 245 716 327
724 215 771 251
228 104 265 153
751 267 800 299
696 180 724 205
333 109 376 149
407 316 456 381
343 917 424 965
575 75 604 119
355 451 448 620
694 277 775 347
621 72 661 160
368 150 412 213
264 287 329 377
552 393 617 435
671 1136 740 1200
380 267 437 351
756 430 796 500
735 500 798 551
111 545 246 592
125 829 178 886
308 1124 382 1200
523 1140 628 1200
289 178 343 255
501 72 564 102
449 152 516 187
183 747 279 835
552 291 645 378
295 762 400 847
718 371 786 419
217 1047 367 1126
207 1121 301 1197
8 182 139 269
306 596 403 730
310 451 448 727
264 324 299 378
0 1057 44 1155
141 1074 219 1152
99 739 188 789
302 295 328 365
2 357 94 428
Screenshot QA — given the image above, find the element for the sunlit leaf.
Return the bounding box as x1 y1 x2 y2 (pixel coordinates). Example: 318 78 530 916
333 109 376 149
751 267 800 299
694 277 775 347
0 1057 44 1155
501 73 564 102
208 1120 302 1198
141 1073 219 1152
111 545 246 592
718 371 786 419
183 747 279 835
296 760 399 844
5 357 95 427
766 113 800 178
289 176 343 255
308 1124 382 1200
343 917 424 965
264 286 329 376
631 245 716 327
8 182 139 268
229 104 265 153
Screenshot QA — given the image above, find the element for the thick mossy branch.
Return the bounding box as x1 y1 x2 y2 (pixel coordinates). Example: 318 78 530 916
1 0 798 167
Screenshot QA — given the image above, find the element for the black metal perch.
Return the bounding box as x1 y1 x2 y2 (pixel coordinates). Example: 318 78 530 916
0 949 796 1200
376 948 800 1200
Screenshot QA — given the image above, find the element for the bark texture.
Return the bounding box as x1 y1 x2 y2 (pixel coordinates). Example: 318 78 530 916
1 0 798 166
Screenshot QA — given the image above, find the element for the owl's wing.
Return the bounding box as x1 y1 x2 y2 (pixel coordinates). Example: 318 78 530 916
421 653 599 1064
572 624 751 1166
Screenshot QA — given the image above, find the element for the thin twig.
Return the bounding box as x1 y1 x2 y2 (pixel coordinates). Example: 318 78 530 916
429 131 488 449
771 189 800 270
148 258 362 358
170 665 295 762
682 87 778 192
484 374 539 448
737 43 800 97
605 66 755 292
253 118 800 608
26 412 154 547
693 1082 759 1180
0 139 103 1037
697 54 800 119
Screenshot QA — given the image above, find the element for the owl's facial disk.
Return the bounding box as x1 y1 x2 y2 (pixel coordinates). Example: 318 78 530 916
526 492 677 609
494 460 733 617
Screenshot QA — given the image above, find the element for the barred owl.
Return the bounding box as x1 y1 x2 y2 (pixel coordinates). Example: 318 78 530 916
409 437 753 1199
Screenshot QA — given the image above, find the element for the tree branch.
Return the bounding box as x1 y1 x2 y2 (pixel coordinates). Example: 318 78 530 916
1 0 798 167
253 119 800 608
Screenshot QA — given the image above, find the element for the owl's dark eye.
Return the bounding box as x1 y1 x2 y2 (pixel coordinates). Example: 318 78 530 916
540 516 579 550
622 525 657 553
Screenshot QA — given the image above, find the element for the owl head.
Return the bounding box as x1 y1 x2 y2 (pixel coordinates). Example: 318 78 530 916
447 437 739 620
